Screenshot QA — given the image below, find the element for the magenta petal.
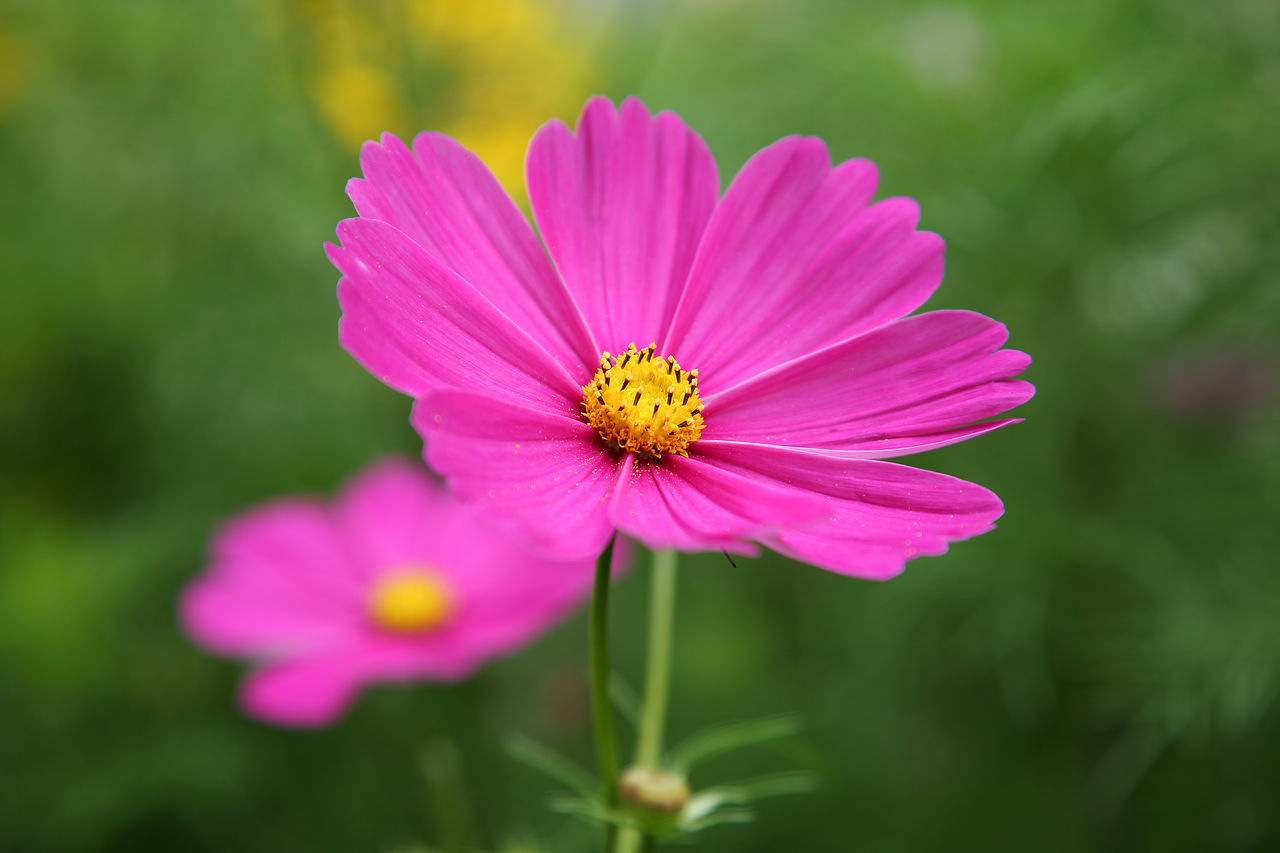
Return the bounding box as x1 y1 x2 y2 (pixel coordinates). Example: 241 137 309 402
699 442 1004 578
527 96 720 351
663 136 879 385
240 654 364 728
180 578 354 657
608 453 831 554
413 390 620 558
348 133 598 374
724 199 945 383
704 310 1033 455
208 501 363 594
768 529 942 581
180 500 372 650
701 420 1024 461
331 218 581 414
442 566 592 664
183 454 605 729
332 459 455 576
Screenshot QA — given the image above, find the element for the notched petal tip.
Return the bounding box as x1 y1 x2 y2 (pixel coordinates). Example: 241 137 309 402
577 93 621 126
408 131 482 174
409 129 449 150
831 155 880 196
1004 349 1034 373
618 94 653 118
354 133 407 175
763 133 833 168
873 195 924 229
916 227 946 258
377 130 408 150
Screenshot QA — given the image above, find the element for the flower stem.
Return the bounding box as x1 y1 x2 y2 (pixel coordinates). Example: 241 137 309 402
616 550 679 853
589 537 620 847
635 549 677 768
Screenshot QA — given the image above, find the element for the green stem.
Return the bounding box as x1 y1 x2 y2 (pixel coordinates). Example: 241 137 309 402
616 550 679 853
635 550 678 768
589 538 620 847
420 737 478 853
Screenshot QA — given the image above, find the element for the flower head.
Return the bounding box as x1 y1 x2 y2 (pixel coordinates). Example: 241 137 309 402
180 459 595 727
330 96 1034 577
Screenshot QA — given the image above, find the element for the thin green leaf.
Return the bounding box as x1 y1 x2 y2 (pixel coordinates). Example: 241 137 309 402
667 714 802 773
549 797 634 830
677 774 814 832
680 788 738 824
610 672 641 729
503 733 596 797
719 771 818 802
683 808 756 832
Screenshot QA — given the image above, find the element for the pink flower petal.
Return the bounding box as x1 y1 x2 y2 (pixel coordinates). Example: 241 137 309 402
703 310 1033 455
444 571 589 663
717 199 945 384
347 133 598 375
180 578 355 657
527 96 720 352
331 458 592 610
184 456 603 728
344 464 598 618
331 218 581 415
180 501 367 654
208 501 363 593
607 453 831 554
662 136 879 386
698 442 1004 579
700 420 1023 461
240 654 365 728
413 389 620 558
332 459 455 575
332 545 597 685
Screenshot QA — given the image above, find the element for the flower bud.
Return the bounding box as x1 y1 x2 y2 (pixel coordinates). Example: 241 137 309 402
619 765 690 821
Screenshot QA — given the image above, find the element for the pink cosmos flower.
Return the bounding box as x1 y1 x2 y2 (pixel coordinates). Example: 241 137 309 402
180 459 595 727
329 96 1034 578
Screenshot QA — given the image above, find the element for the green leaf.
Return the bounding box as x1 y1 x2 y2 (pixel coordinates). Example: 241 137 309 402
502 733 596 797
609 672 641 730
683 807 756 832
719 771 818 801
667 714 802 773
680 788 740 825
549 796 634 830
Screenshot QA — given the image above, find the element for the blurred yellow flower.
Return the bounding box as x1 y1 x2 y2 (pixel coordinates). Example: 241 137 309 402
265 0 594 195
0 29 36 119
312 61 411 151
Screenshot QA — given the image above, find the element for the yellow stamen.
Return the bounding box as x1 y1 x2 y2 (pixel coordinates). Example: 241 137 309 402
582 343 704 459
369 568 453 634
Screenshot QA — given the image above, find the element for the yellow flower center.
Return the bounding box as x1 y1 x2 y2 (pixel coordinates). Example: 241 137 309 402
368 569 453 634
582 343 704 459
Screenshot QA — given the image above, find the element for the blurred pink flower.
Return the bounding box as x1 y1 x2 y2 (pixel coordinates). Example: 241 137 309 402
180 459 595 727
329 96 1033 578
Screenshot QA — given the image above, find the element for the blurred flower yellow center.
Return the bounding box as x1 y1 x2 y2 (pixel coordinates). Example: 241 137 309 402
582 343 704 459
369 569 453 633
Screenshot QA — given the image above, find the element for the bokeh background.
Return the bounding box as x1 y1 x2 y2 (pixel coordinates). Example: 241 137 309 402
3 0 1279 850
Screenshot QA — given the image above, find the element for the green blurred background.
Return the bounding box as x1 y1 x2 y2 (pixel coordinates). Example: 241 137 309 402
3 0 1279 850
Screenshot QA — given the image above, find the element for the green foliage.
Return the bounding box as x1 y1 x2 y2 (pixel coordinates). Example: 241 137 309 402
667 715 802 775
3 0 1279 851
510 711 809 841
